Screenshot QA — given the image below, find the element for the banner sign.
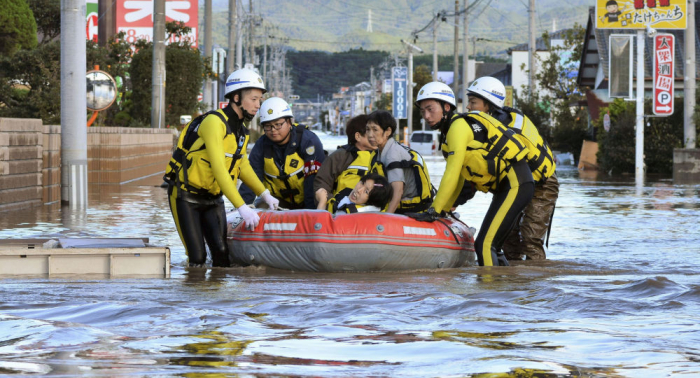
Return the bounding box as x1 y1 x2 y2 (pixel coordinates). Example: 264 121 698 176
595 0 687 29
653 33 675 115
86 0 98 42
392 67 408 120
116 0 198 47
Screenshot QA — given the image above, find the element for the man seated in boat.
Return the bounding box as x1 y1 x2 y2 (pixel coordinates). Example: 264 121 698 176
240 97 326 209
333 173 393 213
365 110 436 214
314 115 378 211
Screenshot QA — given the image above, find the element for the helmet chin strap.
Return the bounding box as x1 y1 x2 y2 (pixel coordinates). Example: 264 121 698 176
431 109 454 130
242 108 255 121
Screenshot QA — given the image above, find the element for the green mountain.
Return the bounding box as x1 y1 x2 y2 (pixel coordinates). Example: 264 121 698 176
202 0 593 56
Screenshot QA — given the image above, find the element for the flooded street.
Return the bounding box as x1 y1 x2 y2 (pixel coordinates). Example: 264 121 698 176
1 159 699 377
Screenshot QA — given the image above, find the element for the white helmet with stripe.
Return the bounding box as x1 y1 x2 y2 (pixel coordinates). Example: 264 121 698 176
415 81 456 108
467 76 506 109
224 68 266 96
259 97 293 123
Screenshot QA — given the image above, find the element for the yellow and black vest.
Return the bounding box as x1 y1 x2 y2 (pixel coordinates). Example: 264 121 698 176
326 145 378 212
371 144 436 213
441 112 529 193
163 108 248 197
262 125 307 209
502 107 556 183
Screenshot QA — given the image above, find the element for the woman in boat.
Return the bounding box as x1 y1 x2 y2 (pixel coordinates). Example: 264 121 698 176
365 110 434 214
333 173 393 214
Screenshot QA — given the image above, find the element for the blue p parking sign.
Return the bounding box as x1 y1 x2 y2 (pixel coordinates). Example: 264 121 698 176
392 67 408 120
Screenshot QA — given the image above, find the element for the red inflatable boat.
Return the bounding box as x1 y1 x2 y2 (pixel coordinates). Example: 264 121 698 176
227 210 476 272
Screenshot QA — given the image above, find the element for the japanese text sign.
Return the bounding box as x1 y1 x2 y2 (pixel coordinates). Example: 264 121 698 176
392 67 408 120
596 0 686 30
116 0 198 47
653 33 674 115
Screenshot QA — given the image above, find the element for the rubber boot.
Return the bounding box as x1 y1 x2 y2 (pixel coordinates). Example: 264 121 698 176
495 248 510 266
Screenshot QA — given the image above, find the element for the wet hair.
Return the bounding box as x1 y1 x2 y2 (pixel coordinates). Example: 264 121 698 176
345 114 370 145
360 173 393 209
367 110 397 138
606 0 617 6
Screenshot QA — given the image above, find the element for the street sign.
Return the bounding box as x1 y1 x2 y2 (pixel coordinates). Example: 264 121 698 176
609 35 634 99
653 33 674 116
392 67 408 120
595 0 687 30
212 48 226 75
288 95 300 101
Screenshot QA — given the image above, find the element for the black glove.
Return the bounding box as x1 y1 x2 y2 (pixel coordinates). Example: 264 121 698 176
407 208 439 222
454 180 476 207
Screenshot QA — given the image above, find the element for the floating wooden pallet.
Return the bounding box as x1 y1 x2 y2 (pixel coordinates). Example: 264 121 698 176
0 239 170 277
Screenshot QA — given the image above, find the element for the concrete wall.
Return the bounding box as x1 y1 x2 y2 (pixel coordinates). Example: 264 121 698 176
0 118 44 212
673 148 700 184
43 125 61 205
87 127 174 186
0 118 177 212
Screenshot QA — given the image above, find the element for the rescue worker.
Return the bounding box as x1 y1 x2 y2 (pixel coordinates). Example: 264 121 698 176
466 76 559 260
412 81 534 267
163 68 279 267
242 97 325 209
365 110 435 214
314 114 377 212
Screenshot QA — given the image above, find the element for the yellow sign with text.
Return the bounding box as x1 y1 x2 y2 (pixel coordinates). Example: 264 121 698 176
504 86 513 108
596 0 686 29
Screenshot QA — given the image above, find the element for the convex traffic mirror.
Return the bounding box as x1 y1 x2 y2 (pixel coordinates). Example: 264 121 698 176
86 70 117 111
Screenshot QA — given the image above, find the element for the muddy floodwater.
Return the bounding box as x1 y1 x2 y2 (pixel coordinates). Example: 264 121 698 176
1 158 699 377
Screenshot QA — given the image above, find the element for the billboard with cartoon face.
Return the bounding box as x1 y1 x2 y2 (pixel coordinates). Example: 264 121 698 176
595 0 687 29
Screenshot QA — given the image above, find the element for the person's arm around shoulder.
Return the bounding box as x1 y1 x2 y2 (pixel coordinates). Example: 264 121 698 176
432 117 472 213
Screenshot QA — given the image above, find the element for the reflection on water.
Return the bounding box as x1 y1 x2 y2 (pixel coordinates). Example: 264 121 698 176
1 164 699 376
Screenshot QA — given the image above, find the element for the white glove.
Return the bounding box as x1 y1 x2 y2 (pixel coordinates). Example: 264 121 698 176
237 205 259 231
260 189 280 210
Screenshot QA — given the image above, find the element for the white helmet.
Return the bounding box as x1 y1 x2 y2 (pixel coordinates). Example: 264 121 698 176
467 76 506 109
259 97 293 123
224 68 266 96
415 81 456 108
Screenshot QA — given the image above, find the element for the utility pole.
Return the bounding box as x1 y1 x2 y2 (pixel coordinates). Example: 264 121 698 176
462 4 469 105
236 0 243 69
227 0 237 78
453 1 460 98
263 30 268 86
528 0 536 96
370 66 375 111
684 0 697 149
203 0 212 109
60 0 88 206
248 0 254 65
635 30 645 187
151 0 165 129
432 14 439 81
402 39 424 132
